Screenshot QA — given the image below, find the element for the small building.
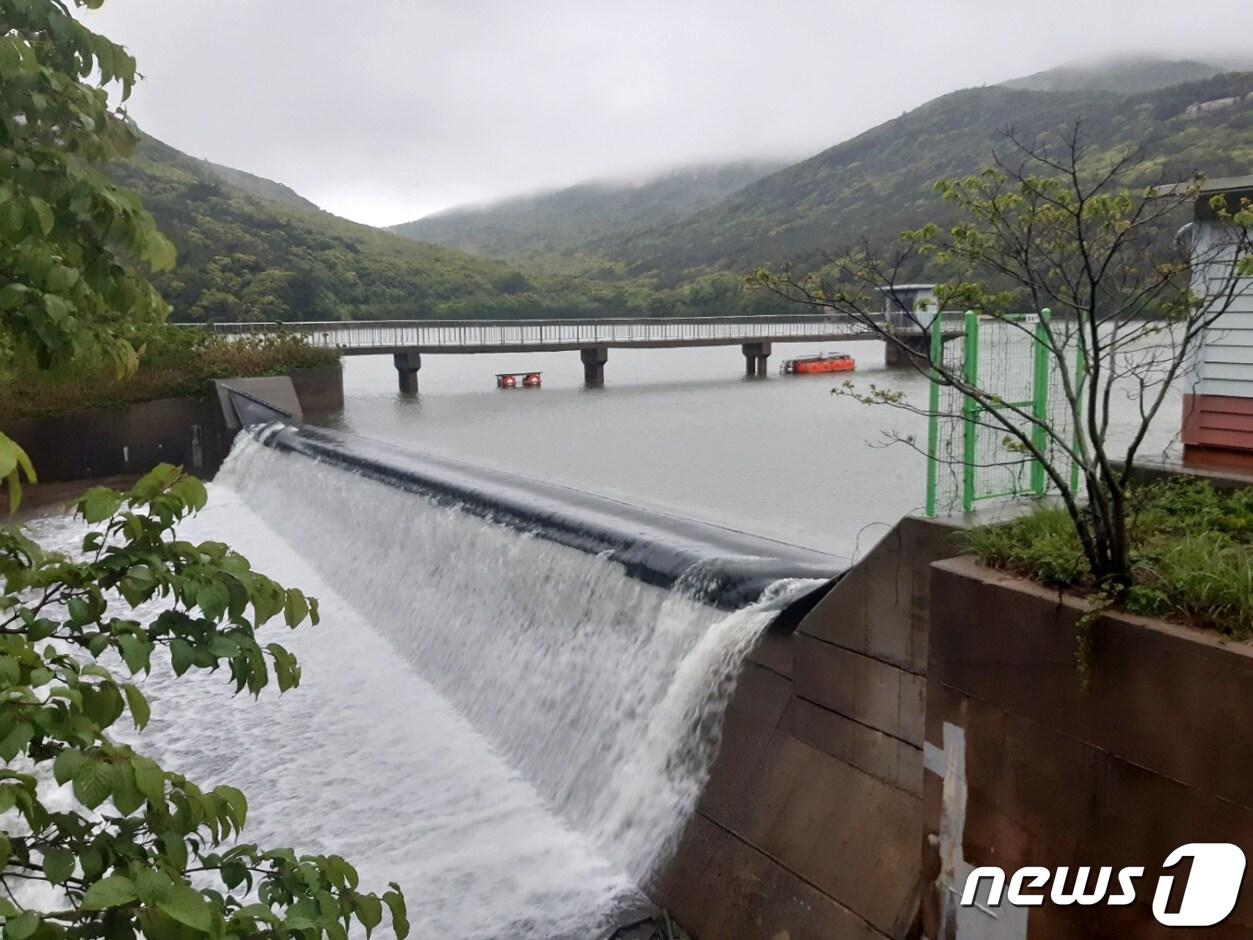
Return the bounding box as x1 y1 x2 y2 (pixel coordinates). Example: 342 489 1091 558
878 284 939 329
1181 175 1253 471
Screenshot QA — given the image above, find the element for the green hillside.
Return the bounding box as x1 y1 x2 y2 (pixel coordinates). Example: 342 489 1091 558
109 137 638 322
197 158 321 213
388 160 784 271
593 71 1253 287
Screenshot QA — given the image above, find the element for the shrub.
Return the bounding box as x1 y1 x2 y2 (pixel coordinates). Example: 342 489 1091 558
965 477 1253 637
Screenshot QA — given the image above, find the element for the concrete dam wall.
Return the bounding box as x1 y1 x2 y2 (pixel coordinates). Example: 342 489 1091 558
653 516 962 939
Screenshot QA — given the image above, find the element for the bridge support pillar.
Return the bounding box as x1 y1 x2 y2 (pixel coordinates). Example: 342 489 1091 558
393 350 421 393
884 335 930 368
580 346 608 387
742 342 771 377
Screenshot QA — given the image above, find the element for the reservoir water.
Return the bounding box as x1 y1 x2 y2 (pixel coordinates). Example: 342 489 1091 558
25 339 1183 938
316 340 1184 559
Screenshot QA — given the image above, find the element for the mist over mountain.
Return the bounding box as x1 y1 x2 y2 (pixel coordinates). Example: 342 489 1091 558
112 57 1253 322
389 160 786 270
566 69 1253 287
382 59 1253 296
108 137 645 322
1002 56 1229 94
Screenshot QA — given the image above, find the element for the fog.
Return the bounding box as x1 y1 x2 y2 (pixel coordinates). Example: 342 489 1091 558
86 0 1253 226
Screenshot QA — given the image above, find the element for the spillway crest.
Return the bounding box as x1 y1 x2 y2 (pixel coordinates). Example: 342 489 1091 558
203 426 838 936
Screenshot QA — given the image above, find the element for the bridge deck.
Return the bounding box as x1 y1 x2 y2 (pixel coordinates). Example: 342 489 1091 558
206 315 961 355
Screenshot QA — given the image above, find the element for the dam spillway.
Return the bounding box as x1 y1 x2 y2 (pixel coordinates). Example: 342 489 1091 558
104 426 841 938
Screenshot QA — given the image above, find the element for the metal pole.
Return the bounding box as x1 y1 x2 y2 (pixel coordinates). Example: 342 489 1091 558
961 311 979 513
1030 308 1051 496
1072 331 1086 495
925 312 944 517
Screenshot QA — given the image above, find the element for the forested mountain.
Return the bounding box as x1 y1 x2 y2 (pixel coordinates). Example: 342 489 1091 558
590 71 1253 287
109 137 651 322
388 160 784 269
197 157 321 213
111 65 1253 323
1002 57 1228 94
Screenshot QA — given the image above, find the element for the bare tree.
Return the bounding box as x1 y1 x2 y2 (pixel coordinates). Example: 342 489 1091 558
755 125 1253 590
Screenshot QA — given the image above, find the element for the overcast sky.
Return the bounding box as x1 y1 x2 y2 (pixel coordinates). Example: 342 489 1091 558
86 1 1252 227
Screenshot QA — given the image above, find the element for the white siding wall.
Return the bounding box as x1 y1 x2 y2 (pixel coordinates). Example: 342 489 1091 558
1194 220 1253 399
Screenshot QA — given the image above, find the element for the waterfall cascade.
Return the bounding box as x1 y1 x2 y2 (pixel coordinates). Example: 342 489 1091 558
116 427 839 938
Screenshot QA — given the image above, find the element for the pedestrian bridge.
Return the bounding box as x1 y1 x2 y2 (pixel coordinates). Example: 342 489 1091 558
205 314 960 390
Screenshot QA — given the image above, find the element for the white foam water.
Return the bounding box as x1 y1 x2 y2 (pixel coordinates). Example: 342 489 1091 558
27 437 817 938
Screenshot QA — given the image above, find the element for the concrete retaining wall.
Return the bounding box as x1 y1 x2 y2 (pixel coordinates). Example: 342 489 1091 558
653 516 964 939
923 557 1253 939
659 507 1253 939
3 397 227 482
2 365 342 483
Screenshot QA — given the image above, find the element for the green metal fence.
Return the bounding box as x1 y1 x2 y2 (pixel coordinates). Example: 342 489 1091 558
925 310 1079 517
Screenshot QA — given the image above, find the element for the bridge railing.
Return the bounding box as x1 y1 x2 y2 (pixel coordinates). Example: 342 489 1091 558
201 313 966 350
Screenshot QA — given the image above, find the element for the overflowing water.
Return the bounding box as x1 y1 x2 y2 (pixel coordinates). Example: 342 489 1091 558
25 431 824 938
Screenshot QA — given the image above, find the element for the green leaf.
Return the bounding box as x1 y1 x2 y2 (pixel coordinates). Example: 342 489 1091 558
110 763 144 815
53 748 88 785
157 884 212 933
0 722 33 762
160 830 188 871
72 760 114 809
355 893 383 936
213 784 247 830
283 588 309 627
4 911 39 940
123 682 151 729
118 633 152 674
170 637 194 676
79 486 123 524
82 874 138 910
383 888 410 940
42 848 75 885
133 756 165 802
196 580 230 621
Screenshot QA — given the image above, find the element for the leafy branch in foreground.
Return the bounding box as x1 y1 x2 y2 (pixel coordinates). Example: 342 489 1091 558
1 0 184 507
0 464 408 940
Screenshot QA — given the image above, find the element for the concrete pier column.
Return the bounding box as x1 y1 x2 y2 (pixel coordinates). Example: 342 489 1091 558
884 335 930 368
581 346 609 387
742 342 771 377
393 349 421 393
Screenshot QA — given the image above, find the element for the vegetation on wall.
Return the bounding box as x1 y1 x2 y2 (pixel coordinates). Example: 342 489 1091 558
0 327 338 422
966 478 1253 637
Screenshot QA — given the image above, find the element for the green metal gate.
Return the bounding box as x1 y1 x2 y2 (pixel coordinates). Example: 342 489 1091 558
925 310 1080 517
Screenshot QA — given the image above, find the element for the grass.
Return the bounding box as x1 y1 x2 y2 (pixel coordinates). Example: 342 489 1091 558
0 327 339 422
965 477 1253 638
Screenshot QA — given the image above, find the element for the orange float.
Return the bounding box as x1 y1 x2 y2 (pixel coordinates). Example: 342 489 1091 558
780 353 855 375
